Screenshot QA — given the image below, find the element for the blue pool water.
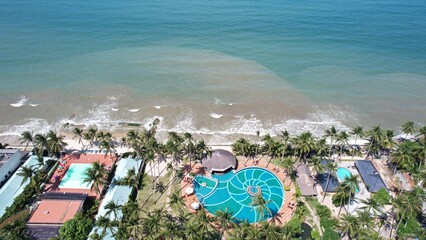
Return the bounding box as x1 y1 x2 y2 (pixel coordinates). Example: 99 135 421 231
336 167 359 193
59 163 92 189
194 167 284 223
337 167 351 181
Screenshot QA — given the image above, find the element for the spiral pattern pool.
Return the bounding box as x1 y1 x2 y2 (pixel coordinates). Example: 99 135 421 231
193 167 284 223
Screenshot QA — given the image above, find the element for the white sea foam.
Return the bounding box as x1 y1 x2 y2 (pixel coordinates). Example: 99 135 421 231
154 106 161 109
142 116 164 130
10 96 28 107
61 98 120 127
0 118 52 137
29 104 39 107
210 113 223 119
107 95 117 100
128 109 140 113
228 103 233 106
111 108 119 112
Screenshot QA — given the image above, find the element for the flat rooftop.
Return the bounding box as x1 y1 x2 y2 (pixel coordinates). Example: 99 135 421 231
28 199 84 224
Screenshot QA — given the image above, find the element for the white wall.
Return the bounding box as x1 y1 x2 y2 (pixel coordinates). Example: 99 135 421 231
0 151 23 185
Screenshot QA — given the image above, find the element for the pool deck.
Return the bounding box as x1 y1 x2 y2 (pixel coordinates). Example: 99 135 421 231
44 153 117 198
181 155 296 226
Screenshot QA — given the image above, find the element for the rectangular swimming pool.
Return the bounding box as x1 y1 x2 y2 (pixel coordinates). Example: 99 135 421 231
59 163 92 189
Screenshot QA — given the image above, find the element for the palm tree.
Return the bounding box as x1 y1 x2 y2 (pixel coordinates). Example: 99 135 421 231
260 222 282 240
315 138 329 160
401 121 415 139
350 126 364 159
322 161 338 201
169 190 185 214
96 216 118 236
83 161 107 196
114 169 138 188
367 126 383 158
308 157 324 179
184 221 203 240
342 174 360 204
104 200 122 219
141 208 164 238
161 217 184 240
357 209 375 232
262 134 281 167
417 125 426 142
17 165 37 186
72 127 85 149
215 208 236 240
47 130 67 157
20 131 34 150
390 141 416 173
193 209 213 238
232 138 252 165
293 131 315 163
333 183 352 216
250 194 272 221
338 213 359 239
34 133 48 155
336 131 349 157
324 126 338 159
99 139 115 157
381 130 395 159
415 139 426 168
359 197 384 217
228 220 251 240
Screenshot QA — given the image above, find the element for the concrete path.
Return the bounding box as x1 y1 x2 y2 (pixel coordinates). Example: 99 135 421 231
300 197 323 236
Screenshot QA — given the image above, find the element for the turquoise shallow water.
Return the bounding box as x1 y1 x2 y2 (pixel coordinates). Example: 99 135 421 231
0 0 425 140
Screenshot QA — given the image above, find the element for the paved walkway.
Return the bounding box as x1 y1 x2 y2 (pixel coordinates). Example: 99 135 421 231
300 198 323 236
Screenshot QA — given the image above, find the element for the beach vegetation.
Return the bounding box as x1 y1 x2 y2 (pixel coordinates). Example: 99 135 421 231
58 212 93 240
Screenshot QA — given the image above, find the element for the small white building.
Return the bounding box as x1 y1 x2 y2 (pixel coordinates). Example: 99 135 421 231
0 149 25 187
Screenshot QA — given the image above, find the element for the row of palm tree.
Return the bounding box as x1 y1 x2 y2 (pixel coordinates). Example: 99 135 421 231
20 130 67 157
91 191 299 240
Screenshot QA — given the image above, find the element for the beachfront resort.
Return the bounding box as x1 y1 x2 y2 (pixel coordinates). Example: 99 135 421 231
0 121 425 239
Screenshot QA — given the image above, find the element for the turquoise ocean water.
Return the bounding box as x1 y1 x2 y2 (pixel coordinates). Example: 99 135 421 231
0 0 425 142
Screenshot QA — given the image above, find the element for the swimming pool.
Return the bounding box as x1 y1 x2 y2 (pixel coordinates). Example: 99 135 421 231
336 167 359 193
59 163 92 189
194 167 284 223
337 167 351 181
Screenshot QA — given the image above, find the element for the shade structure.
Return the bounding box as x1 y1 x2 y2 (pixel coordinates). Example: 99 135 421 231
201 149 237 173
191 202 200 210
185 187 194 195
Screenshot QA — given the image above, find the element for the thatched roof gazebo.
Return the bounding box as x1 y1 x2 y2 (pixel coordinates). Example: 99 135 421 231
201 149 237 173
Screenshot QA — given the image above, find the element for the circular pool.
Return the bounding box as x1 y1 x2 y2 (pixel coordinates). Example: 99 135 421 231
193 167 285 223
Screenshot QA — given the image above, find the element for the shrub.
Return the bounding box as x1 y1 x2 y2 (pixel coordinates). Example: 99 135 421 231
315 204 332 218
58 213 93 240
372 188 391 205
397 216 422 239
311 230 321 240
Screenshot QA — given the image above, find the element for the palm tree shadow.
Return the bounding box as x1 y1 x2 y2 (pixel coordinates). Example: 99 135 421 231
268 211 285 225
194 165 207 175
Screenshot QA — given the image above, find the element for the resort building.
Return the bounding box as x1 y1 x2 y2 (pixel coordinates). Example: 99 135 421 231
0 149 26 187
296 164 317 196
355 160 388 193
0 155 51 218
89 157 142 239
201 149 237 173
26 193 87 240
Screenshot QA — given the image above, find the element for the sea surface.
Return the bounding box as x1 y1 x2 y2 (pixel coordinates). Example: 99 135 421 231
0 0 425 143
